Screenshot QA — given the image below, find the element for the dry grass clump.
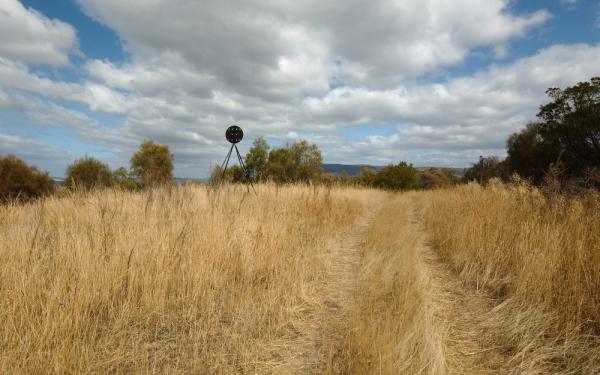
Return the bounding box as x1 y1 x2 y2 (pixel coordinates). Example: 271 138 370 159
328 197 444 375
416 181 600 373
0 183 374 374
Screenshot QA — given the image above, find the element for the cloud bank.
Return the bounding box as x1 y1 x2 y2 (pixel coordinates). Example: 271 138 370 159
0 0 598 176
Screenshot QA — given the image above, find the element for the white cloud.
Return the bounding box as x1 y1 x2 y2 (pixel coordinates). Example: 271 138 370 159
0 132 72 166
4 1 600 176
77 0 549 90
0 0 78 66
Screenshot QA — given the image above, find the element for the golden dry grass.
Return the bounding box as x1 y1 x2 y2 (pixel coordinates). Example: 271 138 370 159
1 182 599 374
326 197 445 374
415 181 600 374
0 184 381 373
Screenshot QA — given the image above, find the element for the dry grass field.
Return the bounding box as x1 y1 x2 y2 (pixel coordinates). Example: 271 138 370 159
0 182 599 374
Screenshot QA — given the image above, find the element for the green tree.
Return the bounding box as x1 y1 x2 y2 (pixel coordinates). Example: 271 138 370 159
505 122 555 184
373 162 418 190
537 77 600 178
131 140 174 187
288 140 323 182
65 156 113 190
359 167 377 186
266 147 292 183
0 155 55 201
266 140 323 183
245 137 270 181
505 78 600 185
463 156 506 184
112 167 141 191
224 165 245 183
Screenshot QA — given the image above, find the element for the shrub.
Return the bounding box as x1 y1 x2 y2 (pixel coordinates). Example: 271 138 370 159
245 137 270 181
463 156 506 184
266 140 323 183
65 156 113 190
373 162 418 190
418 168 452 189
112 167 141 191
131 140 174 187
0 155 55 201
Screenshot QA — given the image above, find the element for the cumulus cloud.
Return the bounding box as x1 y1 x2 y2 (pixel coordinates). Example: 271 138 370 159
2 0 598 176
0 0 78 66
77 0 550 91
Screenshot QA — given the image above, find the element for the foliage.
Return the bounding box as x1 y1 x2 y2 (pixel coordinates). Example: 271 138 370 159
319 172 338 186
112 167 141 191
131 140 174 187
418 168 456 189
224 165 245 183
359 167 377 186
505 122 554 184
505 77 600 186
463 156 506 184
245 137 269 181
266 140 323 183
0 155 55 202
65 156 113 191
373 162 418 190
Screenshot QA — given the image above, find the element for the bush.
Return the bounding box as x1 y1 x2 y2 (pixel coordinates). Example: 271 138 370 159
463 156 506 185
131 140 174 187
373 162 418 190
265 140 323 183
418 168 455 189
245 137 270 181
65 156 113 190
112 167 141 191
0 155 55 201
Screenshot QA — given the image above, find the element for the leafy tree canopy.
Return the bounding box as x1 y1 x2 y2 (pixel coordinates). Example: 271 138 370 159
0 155 55 201
66 156 113 190
373 162 418 190
131 140 174 187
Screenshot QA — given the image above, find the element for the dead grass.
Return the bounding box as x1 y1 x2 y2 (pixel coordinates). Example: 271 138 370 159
326 197 444 375
415 181 600 374
2 181 599 374
0 183 379 374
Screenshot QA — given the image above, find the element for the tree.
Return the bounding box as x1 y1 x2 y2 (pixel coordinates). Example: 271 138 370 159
536 77 600 178
65 156 113 190
505 122 556 184
266 140 323 183
505 78 600 185
463 156 506 184
373 162 418 190
418 168 455 189
0 155 55 202
112 167 141 191
131 140 174 187
288 140 323 182
224 165 244 183
266 147 292 183
359 167 377 187
245 137 270 181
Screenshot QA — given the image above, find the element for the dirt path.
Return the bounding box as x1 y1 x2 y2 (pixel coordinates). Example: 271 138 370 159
259 204 382 374
268 197 512 374
410 200 512 375
309 205 381 372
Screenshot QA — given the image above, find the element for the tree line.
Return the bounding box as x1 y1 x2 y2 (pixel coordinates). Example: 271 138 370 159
464 77 600 192
213 138 459 190
2 77 598 201
0 140 173 202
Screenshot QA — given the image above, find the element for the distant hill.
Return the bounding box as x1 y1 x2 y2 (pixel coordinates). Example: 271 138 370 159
322 164 384 176
323 164 465 177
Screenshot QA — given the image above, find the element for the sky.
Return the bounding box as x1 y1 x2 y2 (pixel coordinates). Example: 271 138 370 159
0 0 599 178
